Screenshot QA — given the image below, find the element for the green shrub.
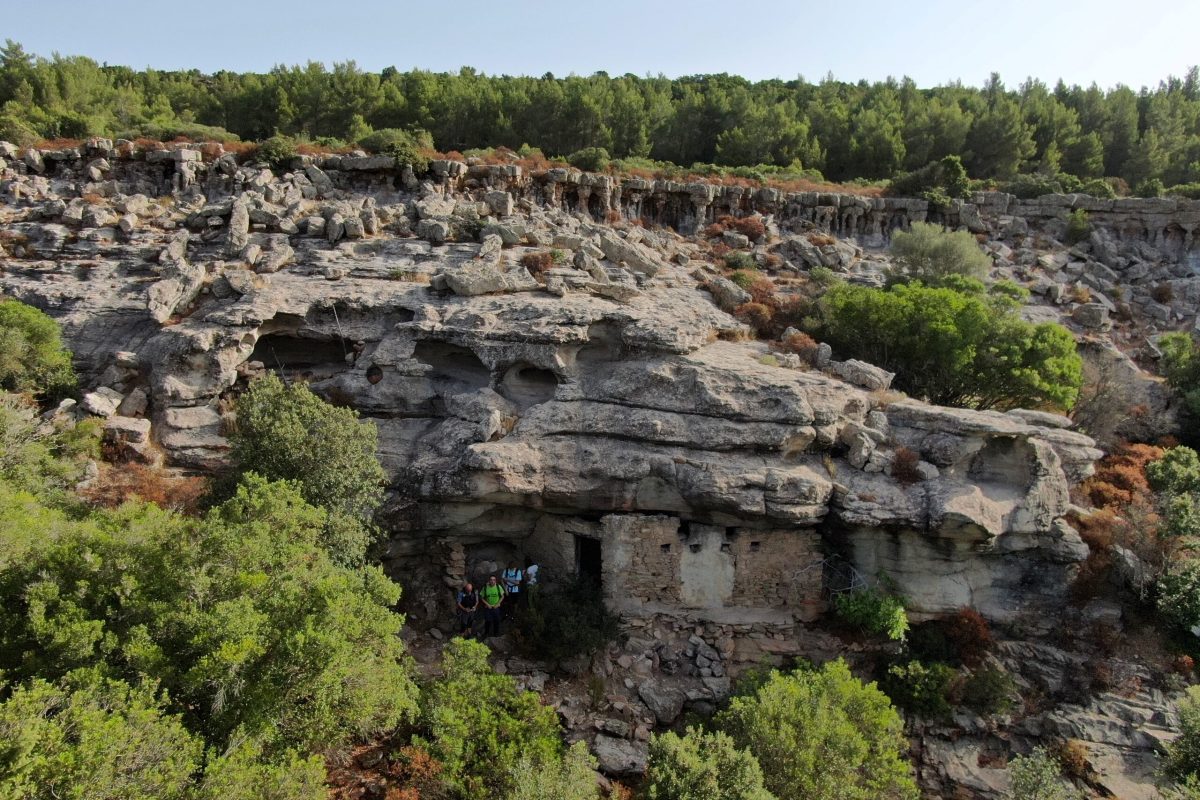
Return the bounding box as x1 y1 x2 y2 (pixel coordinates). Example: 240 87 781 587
0 677 203 800
818 282 1083 410
880 659 955 717
510 741 600 800
833 587 909 641
232 373 386 565
1065 209 1092 245
0 393 99 505
724 251 756 270
1057 173 1084 193
358 127 432 173
887 222 991 286
1009 747 1083 800
1002 174 1064 199
729 269 758 289
961 666 1015 716
716 660 918 800
255 134 298 170
1168 183 1200 200
517 575 617 662
1081 178 1118 199
887 155 969 199
420 638 563 797
117 122 240 143
1158 560 1200 636
645 727 774 800
921 187 953 213
1167 686 1200 784
1135 177 1165 198
567 146 611 172
808 265 840 287
1159 334 1200 439
0 474 419 756
0 299 76 403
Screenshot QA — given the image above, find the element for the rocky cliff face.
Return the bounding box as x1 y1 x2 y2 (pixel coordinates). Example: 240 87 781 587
0 139 1112 621
1 139 1191 798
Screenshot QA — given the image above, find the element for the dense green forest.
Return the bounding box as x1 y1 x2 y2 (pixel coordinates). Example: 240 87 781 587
2 40 1200 192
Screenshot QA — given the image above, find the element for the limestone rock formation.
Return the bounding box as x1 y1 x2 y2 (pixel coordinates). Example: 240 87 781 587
2 139 1194 799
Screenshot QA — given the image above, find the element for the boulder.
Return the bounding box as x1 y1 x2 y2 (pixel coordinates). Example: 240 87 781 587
637 679 686 725
417 218 450 244
705 275 751 312
226 200 250 256
103 415 151 444
598 233 660 276
591 736 647 776
82 387 124 417
442 264 539 296
484 190 514 216
829 359 895 390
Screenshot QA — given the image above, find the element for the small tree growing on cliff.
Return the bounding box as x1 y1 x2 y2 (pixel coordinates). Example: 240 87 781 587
0 298 75 403
231 373 385 565
886 222 991 287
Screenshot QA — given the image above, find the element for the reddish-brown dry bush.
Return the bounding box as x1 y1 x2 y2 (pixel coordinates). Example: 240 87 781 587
83 462 207 514
778 331 819 364
519 250 555 280
708 242 732 260
733 302 774 333
31 138 84 150
746 276 778 306
891 446 923 486
1073 508 1119 551
1053 739 1091 781
1152 284 1175 304
1082 442 1164 509
943 608 992 667
731 215 767 241
807 232 837 247
703 222 726 239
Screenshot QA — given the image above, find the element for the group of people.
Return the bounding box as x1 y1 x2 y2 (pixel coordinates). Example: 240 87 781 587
454 560 539 639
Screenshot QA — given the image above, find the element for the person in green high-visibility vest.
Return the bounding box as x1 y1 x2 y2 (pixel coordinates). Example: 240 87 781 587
480 574 506 638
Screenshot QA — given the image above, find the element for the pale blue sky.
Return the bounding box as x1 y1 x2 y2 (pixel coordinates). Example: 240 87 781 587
9 0 1196 89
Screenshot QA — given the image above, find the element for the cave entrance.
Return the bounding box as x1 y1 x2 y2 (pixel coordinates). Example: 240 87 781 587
250 334 348 382
499 363 559 410
575 535 603 586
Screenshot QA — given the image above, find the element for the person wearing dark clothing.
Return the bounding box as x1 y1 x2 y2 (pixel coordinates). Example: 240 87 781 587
456 582 479 637
480 575 506 638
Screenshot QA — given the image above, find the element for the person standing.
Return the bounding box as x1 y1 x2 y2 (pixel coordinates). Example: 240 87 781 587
455 582 479 638
501 562 524 617
480 575 506 638
524 559 540 608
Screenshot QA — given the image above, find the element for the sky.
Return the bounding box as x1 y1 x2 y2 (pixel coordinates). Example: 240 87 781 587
6 0 1197 90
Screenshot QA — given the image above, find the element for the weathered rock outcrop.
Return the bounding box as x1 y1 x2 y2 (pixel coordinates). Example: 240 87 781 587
0 139 1109 626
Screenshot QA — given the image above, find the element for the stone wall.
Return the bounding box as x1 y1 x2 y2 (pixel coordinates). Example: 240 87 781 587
601 514 682 607
729 528 824 621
